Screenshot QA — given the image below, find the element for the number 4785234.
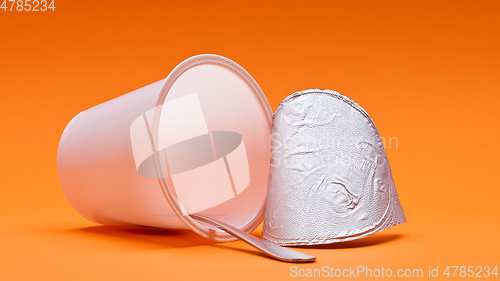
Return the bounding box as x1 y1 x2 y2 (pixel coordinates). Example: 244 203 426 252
1 0 55 11
443 266 498 278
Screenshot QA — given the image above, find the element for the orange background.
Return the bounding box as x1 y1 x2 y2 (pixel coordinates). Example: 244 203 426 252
1 0 499 280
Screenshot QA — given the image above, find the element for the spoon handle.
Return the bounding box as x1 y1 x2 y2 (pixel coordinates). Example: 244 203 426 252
190 214 316 263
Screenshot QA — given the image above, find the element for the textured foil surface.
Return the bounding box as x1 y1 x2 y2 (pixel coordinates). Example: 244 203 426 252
262 89 406 246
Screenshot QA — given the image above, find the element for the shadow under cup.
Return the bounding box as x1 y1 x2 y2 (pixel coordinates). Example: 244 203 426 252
57 54 273 242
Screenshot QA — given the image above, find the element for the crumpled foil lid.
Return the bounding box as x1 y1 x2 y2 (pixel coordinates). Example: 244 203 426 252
262 89 406 246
